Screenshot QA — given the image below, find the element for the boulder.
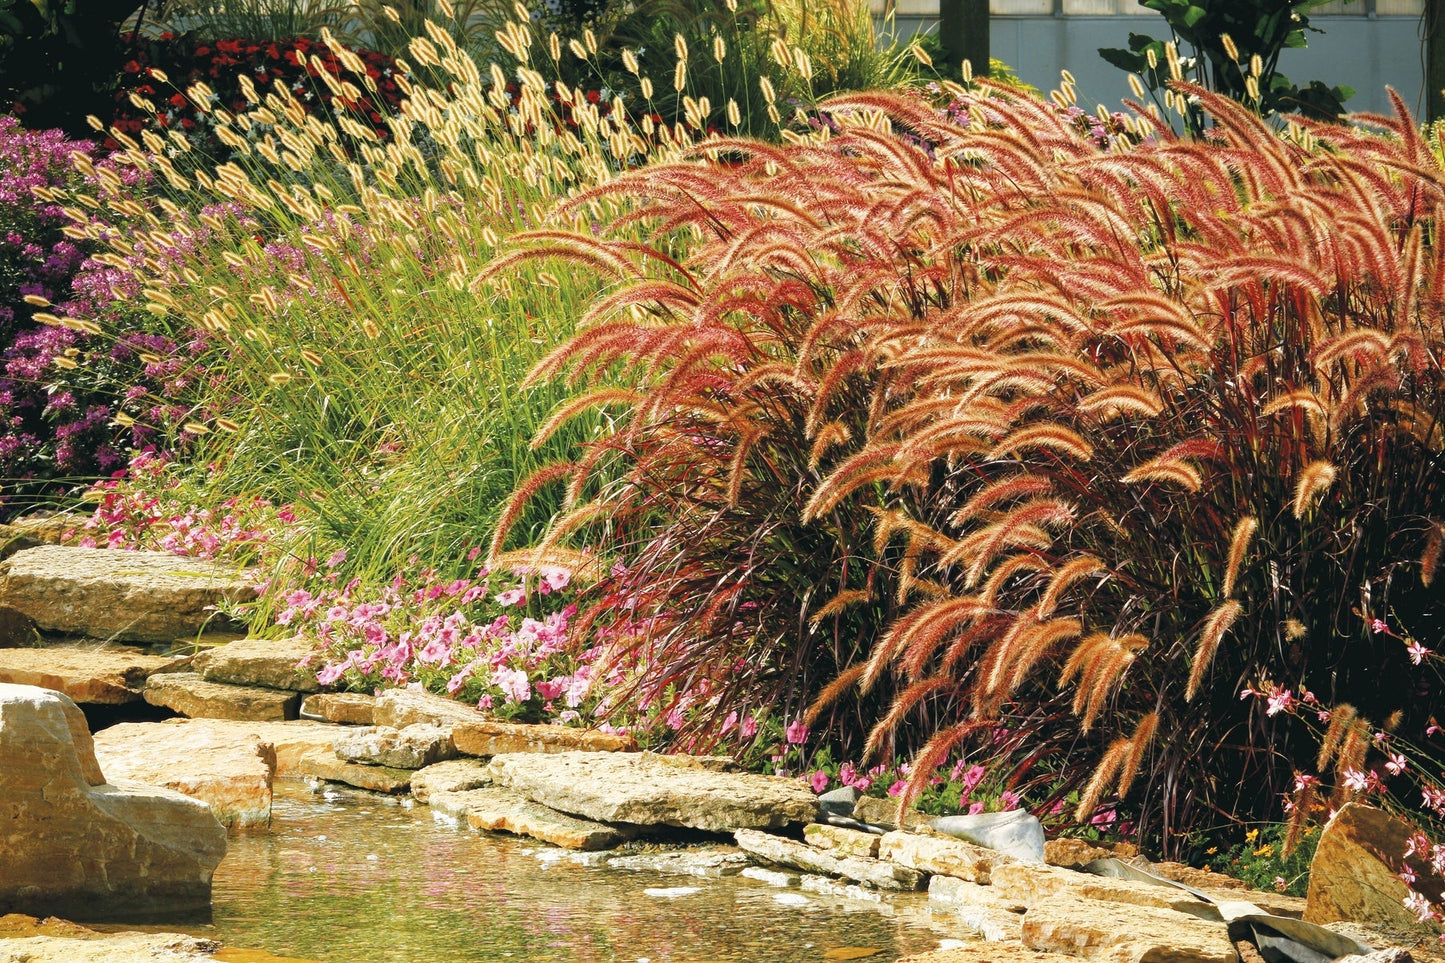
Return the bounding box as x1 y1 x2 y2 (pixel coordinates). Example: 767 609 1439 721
143 672 299 721
1021 895 1237 963
92 717 339 775
451 719 634 757
805 822 882 858
333 724 457 769
854 795 932 830
927 875 1027 941
411 758 492 803
0 644 186 704
1305 802 1445 935
92 721 277 831
735 828 925 891
879 830 1017 885
0 545 253 643
0 684 226 918
487 750 818 832
300 692 377 725
991 863 1216 917
372 688 488 729
1045 838 1119 870
191 637 320 692
294 746 412 793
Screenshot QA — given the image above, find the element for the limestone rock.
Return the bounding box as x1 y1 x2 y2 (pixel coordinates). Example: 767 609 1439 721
372 688 488 729
1045 838 1119 870
855 795 932 830
411 758 491 803
451 719 634 757
0 930 222 962
798 874 887 903
97 717 339 776
300 692 377 725
927 875 1027 941
0 607 37 647
0 644 186 704
740 865 801 887
0 684 226 918
611 849 751 878
295 746 412 793
1021 895 1237 963
0 512 81 546
143 671 299 721
1150 862 1250 892
991 863 1216 917
879 830 1017 885
637 751 738 772
735 828 926 891
1305 802 1445 935
897 945 1078 963
333 723 457 769
0 545 253 643
191 637 320 692
487 750 818 832
805 822 881 858
428 788 622 850
92 721 276 831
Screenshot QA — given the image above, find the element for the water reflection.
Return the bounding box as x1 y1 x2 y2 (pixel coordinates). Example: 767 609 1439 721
191 784 952 963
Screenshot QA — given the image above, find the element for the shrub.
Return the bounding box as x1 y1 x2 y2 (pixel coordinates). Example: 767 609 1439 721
499 83 1445 850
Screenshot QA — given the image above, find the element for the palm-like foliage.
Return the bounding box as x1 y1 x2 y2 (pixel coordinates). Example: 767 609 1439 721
499 84 1445 849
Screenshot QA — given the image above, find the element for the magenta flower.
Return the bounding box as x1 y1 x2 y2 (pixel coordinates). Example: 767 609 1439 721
784 718 808 745
887 779 906 798
739 715 758 739
495 588 525 607
809 770 830 794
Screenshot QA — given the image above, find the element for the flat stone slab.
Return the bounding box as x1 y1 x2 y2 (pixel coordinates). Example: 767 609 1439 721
294 746 412 793
0 545 254 643
1021 895 1237 963
880 830 1017 885
0 684 226 919
411 758 491 803
373 688 490 729
191 637 320 692
0 644 186 704
0 929 222 962
428 788 623 850
300 692 377 725
92 720 277 831
991 863 1215 917
334 724 457 769
897 944 1079 963
452 719 634 757
928 875 1027 941
609 848 752 878
143 671 299 721
487 750 818 832
736 828 925 891
116 717 341 775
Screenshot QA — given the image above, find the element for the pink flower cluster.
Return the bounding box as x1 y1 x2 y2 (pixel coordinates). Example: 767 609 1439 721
299 566 595 724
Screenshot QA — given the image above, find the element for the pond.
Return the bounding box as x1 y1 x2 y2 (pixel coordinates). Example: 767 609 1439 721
181 784 960 963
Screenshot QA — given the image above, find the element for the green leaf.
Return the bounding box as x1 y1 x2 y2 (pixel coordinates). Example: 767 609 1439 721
1181 5 1206 28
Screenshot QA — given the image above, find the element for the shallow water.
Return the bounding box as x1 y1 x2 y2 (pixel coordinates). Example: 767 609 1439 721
182 784 955 963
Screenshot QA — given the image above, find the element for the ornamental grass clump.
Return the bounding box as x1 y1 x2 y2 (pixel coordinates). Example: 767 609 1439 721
499 83 1445 847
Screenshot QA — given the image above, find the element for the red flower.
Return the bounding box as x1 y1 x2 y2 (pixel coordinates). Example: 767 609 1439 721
169 93 187 107
123 60 142 74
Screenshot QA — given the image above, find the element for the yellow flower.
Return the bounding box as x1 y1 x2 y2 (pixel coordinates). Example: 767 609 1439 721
1205 846 1218 855
1244 829 1259 843
1253 844 1275 858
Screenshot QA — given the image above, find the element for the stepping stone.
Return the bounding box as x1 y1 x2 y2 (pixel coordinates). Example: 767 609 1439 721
879 830 1017 885
1021 894 1236 963
0 684 225 919
0 545 254 643
487 750 819 833
430 787 624 850
451 718 634 757
372 688 490 729
0 644 186 704
300 692 377 725
191 637 320 692
735 829 925 891
927 875 1027 942
92 720 277 831
333 724 457 769
411 758 491 802
143 671 300 721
